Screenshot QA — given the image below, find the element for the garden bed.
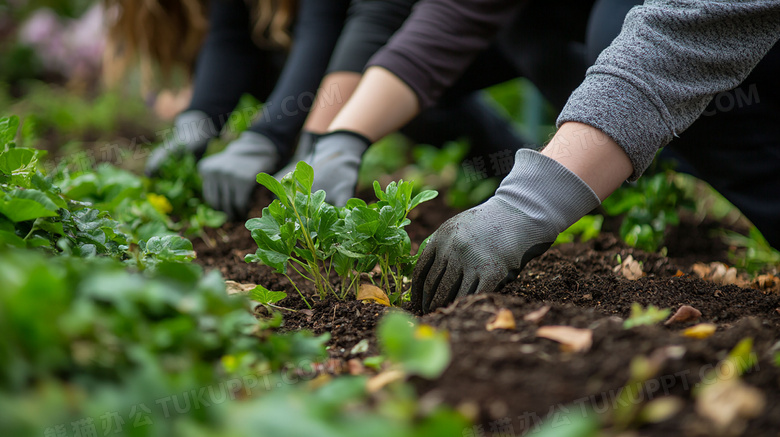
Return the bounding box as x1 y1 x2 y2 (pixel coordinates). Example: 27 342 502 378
193 189 780 436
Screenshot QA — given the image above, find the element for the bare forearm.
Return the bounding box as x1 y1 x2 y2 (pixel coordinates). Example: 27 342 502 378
542 122 632 201
327 66 420 141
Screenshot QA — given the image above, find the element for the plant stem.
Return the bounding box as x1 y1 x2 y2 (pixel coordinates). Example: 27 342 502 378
289 262 316 284
284 273 311 309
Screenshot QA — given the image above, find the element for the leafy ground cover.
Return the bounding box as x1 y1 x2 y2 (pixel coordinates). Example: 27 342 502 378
0 116 464 437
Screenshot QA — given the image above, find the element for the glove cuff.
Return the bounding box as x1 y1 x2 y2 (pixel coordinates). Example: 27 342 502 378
495 149 601 234
173 110 216 149
321 130 372 148
226 131 280 158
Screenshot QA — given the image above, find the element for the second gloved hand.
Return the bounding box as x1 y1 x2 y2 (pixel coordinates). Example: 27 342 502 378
197 131 280 221
310 130 371 207
411 149 601 313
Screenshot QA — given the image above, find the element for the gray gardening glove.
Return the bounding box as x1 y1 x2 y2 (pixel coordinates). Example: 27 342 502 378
273 131 320 180
412 149 601 313
310 130 370 207
197 131 280 221
145 110 213 177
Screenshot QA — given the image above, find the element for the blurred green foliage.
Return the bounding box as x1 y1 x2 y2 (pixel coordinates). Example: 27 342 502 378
1 113 465 436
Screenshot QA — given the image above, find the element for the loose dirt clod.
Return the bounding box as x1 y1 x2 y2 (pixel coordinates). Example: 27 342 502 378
664 304 702 325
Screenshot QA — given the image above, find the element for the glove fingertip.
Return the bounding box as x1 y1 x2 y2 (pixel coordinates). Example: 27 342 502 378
411 246 437 313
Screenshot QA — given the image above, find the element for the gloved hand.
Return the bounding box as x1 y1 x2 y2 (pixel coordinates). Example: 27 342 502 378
197 131 280 221
411 149 601 313
145 111 213 177
273 131 320 180
310 130 370 207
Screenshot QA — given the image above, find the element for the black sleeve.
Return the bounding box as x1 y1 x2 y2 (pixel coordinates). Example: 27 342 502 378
248 0 349 156
186 0 281 135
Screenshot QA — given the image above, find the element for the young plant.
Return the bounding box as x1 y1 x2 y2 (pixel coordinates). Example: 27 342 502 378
245 162 437 306
602 169 695 252
623 303 671 329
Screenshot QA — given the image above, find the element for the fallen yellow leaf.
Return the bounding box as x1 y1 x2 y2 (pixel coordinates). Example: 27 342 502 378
357 284 391 306
415 324 436 339
536 326 593 352
682 323 717 339
486 309 516 331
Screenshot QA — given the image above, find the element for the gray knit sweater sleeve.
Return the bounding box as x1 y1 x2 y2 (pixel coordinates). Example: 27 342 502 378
557 0 780 180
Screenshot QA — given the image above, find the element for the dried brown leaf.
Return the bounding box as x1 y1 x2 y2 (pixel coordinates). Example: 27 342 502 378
754 274 777 290
486 309 516 331
696 378 765 433
613 254 644 280
225 280 256 295
692 263 711 279
347 359 365 375
357 284 391 306
536 326 593 352
523 306 551 324
366 369 405 393
664 305 702 325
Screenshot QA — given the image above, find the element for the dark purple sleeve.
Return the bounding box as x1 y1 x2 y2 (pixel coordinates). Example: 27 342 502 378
366 0 521 109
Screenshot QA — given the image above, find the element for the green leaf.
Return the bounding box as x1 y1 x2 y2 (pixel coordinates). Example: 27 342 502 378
0 148 38 186
373 180 384 201
0 229 26 247
249 284 287 305
256 172 289 205
0 115 20 147
532 405 601 437
246 213 281 240
0 197 59 222
409 190 438 211
142 235 196 263
726 337 758 376
345 198 368 209
377 311 450 378
623 303 671 329
294 161 315 194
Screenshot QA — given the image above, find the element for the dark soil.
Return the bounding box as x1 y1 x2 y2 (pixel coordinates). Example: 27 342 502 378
193 191 780 436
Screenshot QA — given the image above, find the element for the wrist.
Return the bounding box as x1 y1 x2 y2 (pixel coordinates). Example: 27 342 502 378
321 130 371 147
174 110 215 150
542 122 632 199
495 149 601 234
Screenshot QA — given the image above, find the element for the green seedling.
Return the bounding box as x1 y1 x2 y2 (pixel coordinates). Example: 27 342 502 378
724 227 780 275
555 214 603 245
603 170 695 253
249 284 288 313
623 303 671 329
246 162 437 306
